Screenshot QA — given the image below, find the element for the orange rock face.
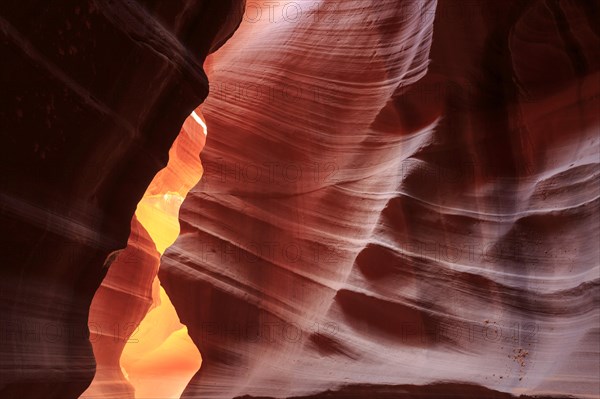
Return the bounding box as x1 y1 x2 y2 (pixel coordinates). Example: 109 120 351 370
81 111 206 399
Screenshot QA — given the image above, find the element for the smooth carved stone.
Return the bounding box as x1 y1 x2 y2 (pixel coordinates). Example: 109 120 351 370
160 1 599 398
80 216 158 399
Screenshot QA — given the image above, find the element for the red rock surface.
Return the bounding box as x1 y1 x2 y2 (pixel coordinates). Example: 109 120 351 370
1 0 598 398
159 0 600 398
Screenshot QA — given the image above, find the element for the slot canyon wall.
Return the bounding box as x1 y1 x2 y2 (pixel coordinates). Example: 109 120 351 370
0 1 598 399
159 0 600 398
81 110 207 399
0 1 245 398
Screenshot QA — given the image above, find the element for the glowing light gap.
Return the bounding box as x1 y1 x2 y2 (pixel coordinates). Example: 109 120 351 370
191 110 207 133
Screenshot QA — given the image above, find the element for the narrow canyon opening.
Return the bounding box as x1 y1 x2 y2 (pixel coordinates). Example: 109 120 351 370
81 109 208 399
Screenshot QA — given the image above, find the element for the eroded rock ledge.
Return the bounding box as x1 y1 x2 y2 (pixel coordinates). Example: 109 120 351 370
234 382 574 399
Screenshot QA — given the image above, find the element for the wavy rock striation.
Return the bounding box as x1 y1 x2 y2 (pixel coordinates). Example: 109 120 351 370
0 1 244 398
80 216 158 399
160 0 599 398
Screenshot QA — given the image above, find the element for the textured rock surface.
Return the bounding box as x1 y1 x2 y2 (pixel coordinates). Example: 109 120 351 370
0 1 244 398
160 0 600 398
81 216 159 399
